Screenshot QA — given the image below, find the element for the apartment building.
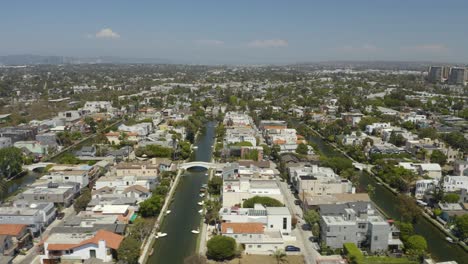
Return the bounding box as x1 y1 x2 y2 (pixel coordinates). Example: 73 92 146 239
222 179 284 207
319 202 401 252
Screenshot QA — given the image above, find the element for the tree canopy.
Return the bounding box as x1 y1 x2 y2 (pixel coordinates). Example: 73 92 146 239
0 147 24 179
117 236 140 264
206 235 237 261
304 210 320 226
455 214 468 240
296 143 309 155
430 150 447 166
243 196 283 208
138 195 164 217
405 235 427 256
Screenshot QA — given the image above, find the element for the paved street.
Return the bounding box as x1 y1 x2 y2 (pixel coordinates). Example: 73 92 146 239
15 206 76 264
277 179 321 264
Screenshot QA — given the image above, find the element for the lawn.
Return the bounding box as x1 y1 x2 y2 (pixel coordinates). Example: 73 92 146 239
208 254 305 264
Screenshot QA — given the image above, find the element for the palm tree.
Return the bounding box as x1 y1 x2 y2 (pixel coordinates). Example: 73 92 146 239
272 249 287 264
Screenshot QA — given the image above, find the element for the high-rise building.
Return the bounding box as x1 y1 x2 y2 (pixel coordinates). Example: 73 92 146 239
448 67 467 85
428 66 444 83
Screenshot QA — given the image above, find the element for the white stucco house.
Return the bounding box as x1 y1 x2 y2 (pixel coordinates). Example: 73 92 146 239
40 230 123 263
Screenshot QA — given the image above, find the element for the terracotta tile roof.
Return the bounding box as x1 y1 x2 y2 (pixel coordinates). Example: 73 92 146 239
221 223 264 234
46 230 123 251
0 224 27 236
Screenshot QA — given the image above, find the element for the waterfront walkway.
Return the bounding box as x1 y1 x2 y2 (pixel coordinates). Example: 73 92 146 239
139 169 183 264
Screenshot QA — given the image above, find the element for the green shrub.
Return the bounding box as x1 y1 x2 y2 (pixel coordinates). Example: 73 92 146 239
343 243 364 264
242 196 283 208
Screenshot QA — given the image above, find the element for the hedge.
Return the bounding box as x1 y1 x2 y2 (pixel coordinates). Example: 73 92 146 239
343 243 364 264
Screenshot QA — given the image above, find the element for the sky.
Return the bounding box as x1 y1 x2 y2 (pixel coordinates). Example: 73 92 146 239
0 0 467 64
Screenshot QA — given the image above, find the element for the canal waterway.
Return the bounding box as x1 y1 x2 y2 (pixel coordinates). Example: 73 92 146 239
147 121 215 264
307 134 468 262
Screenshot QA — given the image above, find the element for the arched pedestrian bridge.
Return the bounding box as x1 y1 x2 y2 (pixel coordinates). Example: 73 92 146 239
353 162 374 172
23 162 55 171
179 161 219 170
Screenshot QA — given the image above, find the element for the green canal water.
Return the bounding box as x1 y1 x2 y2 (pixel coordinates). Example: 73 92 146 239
147 121 215 264
307 134 468 262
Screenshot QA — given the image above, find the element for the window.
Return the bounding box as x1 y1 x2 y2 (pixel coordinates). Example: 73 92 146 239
283 217 287 229
270 225 273 228
374 236 378 241
248 245 252 248
64 177 69 180
90 249 96 258
257 245 261 248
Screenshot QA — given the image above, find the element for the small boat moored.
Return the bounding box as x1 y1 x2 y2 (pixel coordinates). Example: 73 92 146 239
155 232 168 238
166 210 171 214
198 209 203 213
191 229 200 234
446 237 454 243
198 201 204 206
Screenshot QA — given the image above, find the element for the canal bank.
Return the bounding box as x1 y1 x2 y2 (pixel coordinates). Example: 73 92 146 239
306 131 468 263
147 121 216 264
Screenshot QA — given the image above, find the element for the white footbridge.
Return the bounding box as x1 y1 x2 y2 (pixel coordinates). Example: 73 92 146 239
23 162 55 171
179 161 221 170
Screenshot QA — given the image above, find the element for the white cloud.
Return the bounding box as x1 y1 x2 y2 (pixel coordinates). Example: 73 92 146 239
194 39 225 46
95 28 120 39
336 44 381 52
248 39 288 48
402 44 448 53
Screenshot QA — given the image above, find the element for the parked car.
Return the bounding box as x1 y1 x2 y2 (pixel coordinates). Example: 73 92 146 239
56 212 65 220
285 245 301 252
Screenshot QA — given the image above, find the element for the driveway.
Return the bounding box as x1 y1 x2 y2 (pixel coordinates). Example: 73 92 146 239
277 179 321 264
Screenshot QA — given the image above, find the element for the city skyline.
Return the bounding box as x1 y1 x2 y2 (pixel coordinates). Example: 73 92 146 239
1 0 468 64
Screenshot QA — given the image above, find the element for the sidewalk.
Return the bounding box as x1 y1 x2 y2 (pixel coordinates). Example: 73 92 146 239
139 169 183 264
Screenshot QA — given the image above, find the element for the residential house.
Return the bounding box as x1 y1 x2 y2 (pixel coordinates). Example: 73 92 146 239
443 176 468 192
319 202 401 252
0 224 32 256
220 204 292 236
40 230 123 264
453 160 468 176
35 133 58 148
222 179 284 207
105 131 139 145
75 146 97 157
399 162 442 179
82 101 113 113
57 110 83 124
13 141 48 156
18 182 80 207
113 162 159 178
365 123 391 135
288 164 353 196
95 175 157 191
118 122 153 137
415 179 438 199
341 112 364 127
0 126 37 143
0 201 56 235
221 223 284 253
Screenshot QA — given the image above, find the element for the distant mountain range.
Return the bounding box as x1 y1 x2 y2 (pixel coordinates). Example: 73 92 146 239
0 54 171 65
